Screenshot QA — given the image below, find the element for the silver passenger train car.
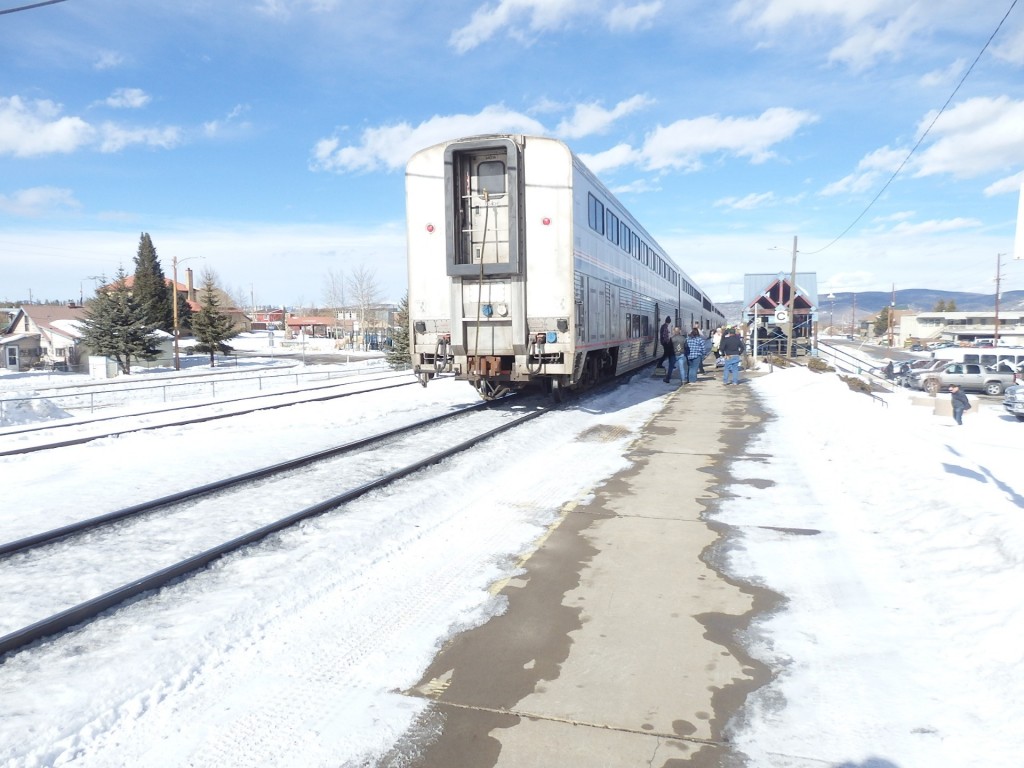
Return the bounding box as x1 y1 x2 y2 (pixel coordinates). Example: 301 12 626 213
406 134 722 400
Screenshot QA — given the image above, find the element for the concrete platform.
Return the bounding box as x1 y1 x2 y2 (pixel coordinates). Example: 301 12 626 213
391 373 775 767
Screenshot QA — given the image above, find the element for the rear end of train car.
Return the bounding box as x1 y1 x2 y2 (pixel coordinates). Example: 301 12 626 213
406 135 577 399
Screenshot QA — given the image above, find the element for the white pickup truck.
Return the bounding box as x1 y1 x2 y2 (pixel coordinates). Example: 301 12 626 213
1003 385 1024 421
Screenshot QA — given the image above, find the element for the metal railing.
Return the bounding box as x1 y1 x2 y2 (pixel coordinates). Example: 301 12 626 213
0 362 388 421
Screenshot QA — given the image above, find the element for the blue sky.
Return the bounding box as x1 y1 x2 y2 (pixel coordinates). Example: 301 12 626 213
2 0 1023 309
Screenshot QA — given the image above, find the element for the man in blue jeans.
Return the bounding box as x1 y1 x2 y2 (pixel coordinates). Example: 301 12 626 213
719 327 744 384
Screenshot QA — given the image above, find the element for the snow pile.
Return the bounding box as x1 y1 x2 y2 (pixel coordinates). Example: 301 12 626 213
0 394 71 427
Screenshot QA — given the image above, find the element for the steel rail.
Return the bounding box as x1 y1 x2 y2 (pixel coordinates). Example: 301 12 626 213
0 397 489 558
0 404 547 660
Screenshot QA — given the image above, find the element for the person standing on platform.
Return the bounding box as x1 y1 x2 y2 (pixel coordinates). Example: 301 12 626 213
719 327 744 384
667 326 686 383
657 315 673 371
683 327 707 384
949 385 971 425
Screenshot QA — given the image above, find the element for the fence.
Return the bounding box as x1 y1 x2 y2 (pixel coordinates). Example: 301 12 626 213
0 363 387 422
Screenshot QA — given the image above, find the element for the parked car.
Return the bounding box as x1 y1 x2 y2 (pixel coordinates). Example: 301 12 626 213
899 358 950 388
911 362 1017 395
1003 385 1024 421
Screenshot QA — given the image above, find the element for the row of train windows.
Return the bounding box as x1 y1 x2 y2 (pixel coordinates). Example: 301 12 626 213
587 193 700 301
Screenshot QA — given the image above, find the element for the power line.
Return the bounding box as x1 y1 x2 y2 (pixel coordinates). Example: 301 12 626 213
805 0 1020 256
0 0 69 16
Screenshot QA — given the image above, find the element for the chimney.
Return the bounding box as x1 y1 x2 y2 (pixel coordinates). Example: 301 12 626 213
186 268 196 302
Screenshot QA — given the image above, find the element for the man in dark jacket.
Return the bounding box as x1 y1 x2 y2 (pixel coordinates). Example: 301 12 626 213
949 385 971 425
719 327 744 384
656 316 673 371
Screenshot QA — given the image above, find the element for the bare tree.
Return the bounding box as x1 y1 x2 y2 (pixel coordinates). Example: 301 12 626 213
323 267 347 344
347 263 381 350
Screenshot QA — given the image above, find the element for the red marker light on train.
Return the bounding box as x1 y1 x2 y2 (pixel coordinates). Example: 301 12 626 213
542 217 551 226
426 224 435 233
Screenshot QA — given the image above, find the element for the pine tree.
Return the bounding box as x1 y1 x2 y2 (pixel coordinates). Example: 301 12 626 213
947 299 957 311
385 293 410 369
872 306 890 336
190 272 239 367
934 299 947 312
132 232 175 332
79 266 161 374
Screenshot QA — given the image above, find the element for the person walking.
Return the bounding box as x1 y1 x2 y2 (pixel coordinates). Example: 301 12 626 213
683 326 707 384
949 384 971 425
719 326 744 384
656 315 673 371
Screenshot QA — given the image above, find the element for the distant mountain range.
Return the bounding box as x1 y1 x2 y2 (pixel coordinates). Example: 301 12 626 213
715 289 1024 325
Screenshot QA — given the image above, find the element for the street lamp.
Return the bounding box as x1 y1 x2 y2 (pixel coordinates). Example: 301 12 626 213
827 291 835 336
171 255 203 371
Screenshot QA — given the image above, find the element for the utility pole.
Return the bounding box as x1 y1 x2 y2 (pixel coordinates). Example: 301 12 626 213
787 235 798 358
851 293 857 337
887 284 895 348
995 253 1006 347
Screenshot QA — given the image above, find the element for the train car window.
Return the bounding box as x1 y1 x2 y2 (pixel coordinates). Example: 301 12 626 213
621 224 632 253
476 161 506 198
588 194 605 234
606 212 619 245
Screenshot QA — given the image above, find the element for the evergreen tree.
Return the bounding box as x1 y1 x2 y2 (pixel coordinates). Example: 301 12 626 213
934 299 947 312
385 293 410 369
132 232 175 332
947 299 957 311
190 271 239 367
79 266 160 374
872 306 891 336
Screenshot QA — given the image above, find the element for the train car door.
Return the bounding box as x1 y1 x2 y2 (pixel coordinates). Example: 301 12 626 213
444 138 522 277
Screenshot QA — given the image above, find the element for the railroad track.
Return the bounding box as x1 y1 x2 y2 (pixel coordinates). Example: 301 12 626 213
0 396 549 659
0 370 419 457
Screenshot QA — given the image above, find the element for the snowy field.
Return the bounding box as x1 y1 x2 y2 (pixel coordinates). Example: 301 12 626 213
1 344 1022 767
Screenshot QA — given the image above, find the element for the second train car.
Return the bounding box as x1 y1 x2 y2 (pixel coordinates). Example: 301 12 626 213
406 134 723 400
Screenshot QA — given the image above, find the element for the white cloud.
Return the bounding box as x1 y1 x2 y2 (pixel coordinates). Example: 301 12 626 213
887 217 982 236
93 51 125 71
606 1 662 32
729 0 891 31
0 97 94 157
104 88 151 110
992 22 1024 65
449 0 663 52
203 104 252 138
0 187 79 217
983 172 1024 198
919 58 967 88
0 96 183 157
641 107 819 171
715 192 776 210
578 142 643 174
826 7 917 71
555 94 654 139
310 106 546 173
913 96 1024 180
450 0 588 53
97 123 182 153
820 145 906 196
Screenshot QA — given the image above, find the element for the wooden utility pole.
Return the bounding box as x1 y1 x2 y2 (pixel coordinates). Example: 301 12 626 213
787 235 797 357
887 284 895 348
995 253 1005 347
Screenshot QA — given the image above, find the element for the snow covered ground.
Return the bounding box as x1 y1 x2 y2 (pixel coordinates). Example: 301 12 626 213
1 343 1022 767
